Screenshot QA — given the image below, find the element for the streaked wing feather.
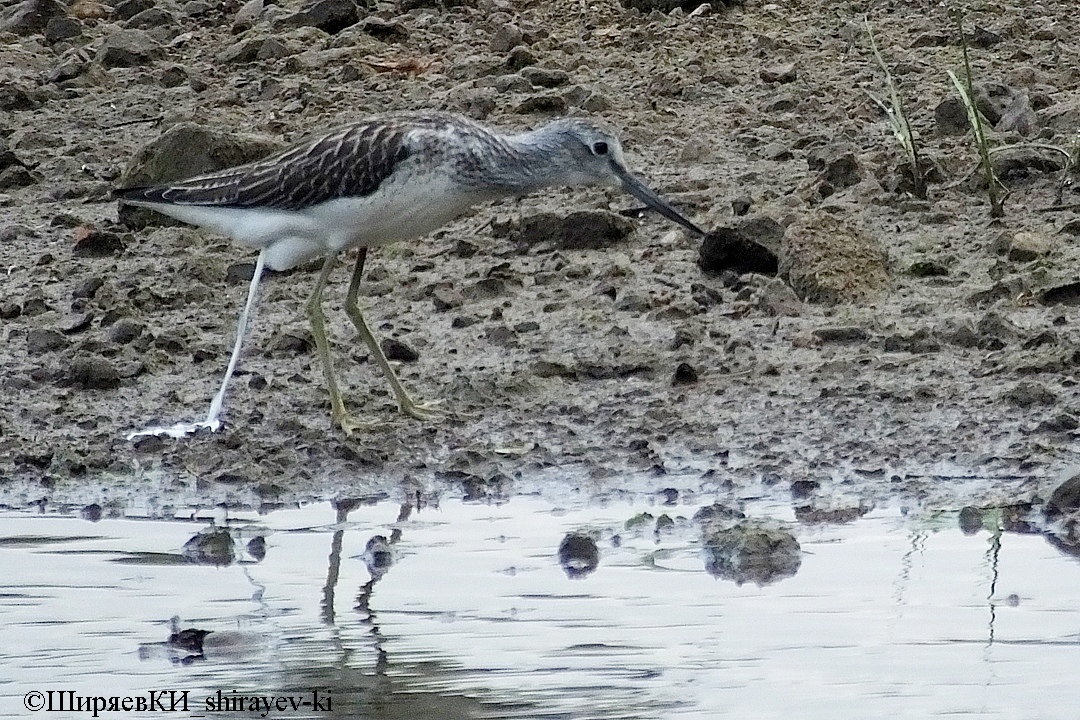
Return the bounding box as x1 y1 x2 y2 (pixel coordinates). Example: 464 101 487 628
116 118 419 211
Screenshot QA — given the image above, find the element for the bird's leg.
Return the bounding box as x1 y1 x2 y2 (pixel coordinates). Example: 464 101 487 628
305 253 372 436
201 249 268 430
343 248 442 421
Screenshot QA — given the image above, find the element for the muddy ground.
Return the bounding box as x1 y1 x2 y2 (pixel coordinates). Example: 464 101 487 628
3 0 1080 515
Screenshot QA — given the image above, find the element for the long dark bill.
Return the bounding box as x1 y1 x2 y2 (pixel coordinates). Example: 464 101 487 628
612 162 705 237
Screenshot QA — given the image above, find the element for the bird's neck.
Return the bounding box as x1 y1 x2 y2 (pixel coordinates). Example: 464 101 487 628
479 125 583 195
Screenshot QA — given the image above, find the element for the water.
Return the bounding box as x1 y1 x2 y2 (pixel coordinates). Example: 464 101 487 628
1 493 1077 719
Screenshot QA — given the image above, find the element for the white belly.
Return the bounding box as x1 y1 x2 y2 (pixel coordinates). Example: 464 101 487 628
126 170 496 271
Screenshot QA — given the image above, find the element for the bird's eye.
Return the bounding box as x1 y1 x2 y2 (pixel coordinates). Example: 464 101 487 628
591 141 608 156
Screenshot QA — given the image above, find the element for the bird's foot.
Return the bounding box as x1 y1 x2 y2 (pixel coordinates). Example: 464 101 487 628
398 397 445 422
335 410 382 438
126 418 222 441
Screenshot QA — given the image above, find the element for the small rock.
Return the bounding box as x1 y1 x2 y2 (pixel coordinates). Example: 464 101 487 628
558 532 599 579
934 317 981 348
125 7 177 29
382 338 419 362
968 25 1003 49
69 357 122 389
232 0 262 30
520 66 569 88
883 328 939 353
672 362 698 385
277 0 359 34
806 144 861 189
113 0 153 20
760 62 797 84
0 166 35 189
1037 414 1079 433
96 29 164 68
362 17 407 41
1008 230 1052 262
506 45 537 71
515 93 566 114
106 319 145 344
1002 381 1057 408
72 226 125 257
72 276 104 299
780 211 889 305
812 327 870 344
490 22 522 53
27 328 69 355
44 15 82 42
2 0 65 34
934 96 969 136
698 216 782 276
510 210 635 249
758 278 801 317
1046 473 1080 517
0 84 39 111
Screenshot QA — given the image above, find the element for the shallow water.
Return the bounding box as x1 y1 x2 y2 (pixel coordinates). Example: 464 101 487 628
2 493 1077 719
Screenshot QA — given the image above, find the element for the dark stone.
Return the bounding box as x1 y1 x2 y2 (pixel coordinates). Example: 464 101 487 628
731 196 752 216
225 262 256 284
279 0 360 34
125 7 177 28
790 479 819 499
557 532 599 579
521 66 570 88
908 260 949 277
958 506 984 535
506 45 537 71
0 84 39 111
806 144 861 189
968 25 1003 49
1002 381 1057 408
96 29 164 68
698 218 781 276
0 166 35 189
73 227 125 257
515 93 566 114
935 96 969 135
73 276 104 299
812 327 870 344
1042 282 1080 307
1046 473 1080 517
382 338 419 362
107 319 145 344
362 17 407 40
182 528 234 565
26 328 68 355
702 524 801 586
113 0 154 20
672 362 698 385
44 15 82 42
2 0 65 34
510 210 635 249
69 357 122 389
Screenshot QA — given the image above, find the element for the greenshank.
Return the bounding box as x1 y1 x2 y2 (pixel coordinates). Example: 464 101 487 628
117 111 704 437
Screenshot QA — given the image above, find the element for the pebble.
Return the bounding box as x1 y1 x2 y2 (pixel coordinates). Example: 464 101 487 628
27 328 69 355
96 29 163 68
382 338 419 362
69 357 122 389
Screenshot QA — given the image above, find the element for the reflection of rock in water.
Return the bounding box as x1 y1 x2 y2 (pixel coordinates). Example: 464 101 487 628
701 524 801 586
362 535 394 580
1044 472 1080 557
558 532 600 579
181 527 234 566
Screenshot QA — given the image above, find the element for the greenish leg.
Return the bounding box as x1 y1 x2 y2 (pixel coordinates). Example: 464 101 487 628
343 248 442 421
306 254 371 435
